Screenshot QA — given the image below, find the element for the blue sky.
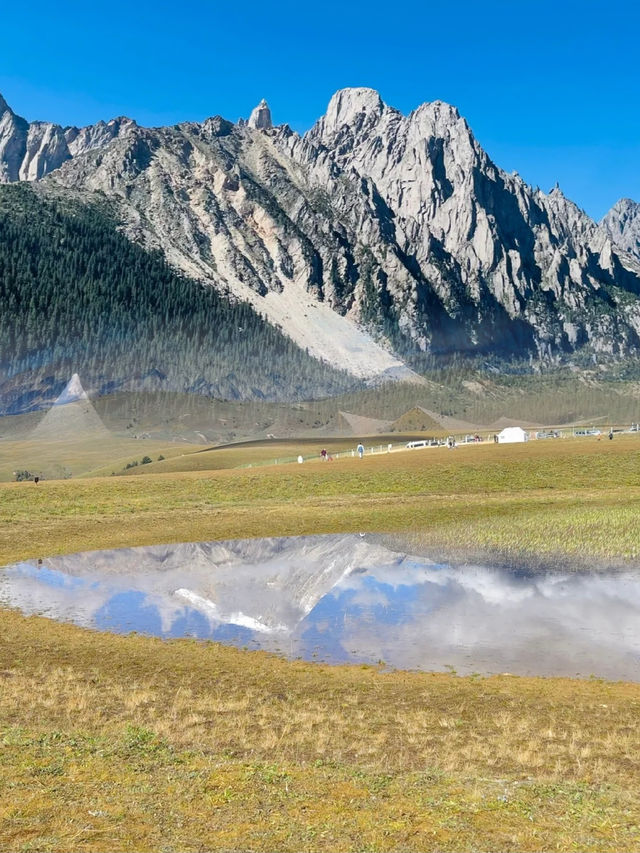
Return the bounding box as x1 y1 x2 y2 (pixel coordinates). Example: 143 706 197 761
1 0 638 219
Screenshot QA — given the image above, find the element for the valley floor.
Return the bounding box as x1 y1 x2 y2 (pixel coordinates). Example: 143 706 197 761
1 435 640 850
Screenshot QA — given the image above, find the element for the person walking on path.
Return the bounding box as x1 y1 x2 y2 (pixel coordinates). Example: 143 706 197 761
357 442 364 459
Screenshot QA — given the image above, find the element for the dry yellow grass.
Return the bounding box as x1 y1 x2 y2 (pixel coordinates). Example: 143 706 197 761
2 433 640 850
1 608 640 851
0 435 201 482
86 436 369 477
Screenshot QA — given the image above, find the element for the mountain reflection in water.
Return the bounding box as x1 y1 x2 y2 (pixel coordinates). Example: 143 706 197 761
2 534 640 680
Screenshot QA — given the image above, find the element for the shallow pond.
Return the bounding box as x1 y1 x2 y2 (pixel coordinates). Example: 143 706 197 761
2 534 640 680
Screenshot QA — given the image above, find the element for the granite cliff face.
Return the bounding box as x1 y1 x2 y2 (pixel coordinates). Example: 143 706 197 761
1 88 640 377
0 94 136 183
601 198 640 263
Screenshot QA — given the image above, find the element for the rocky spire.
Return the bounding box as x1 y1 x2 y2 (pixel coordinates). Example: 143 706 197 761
0 93 9 114
248 98 272 130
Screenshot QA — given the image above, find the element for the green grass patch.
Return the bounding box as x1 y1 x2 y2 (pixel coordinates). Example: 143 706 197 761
1 435 639 566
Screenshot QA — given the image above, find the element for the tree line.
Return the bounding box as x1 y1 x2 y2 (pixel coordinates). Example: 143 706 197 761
0 185 357 411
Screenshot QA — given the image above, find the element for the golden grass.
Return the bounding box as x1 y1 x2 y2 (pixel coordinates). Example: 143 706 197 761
2 434 640 849
87 436 369 477
2 608 640 851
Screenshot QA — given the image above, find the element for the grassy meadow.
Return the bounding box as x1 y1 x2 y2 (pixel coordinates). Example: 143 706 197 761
0 435 203 483
3 607 640 852
1 432 639 566
1 431 640 850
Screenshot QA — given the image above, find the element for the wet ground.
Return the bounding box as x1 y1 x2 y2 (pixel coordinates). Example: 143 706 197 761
2 534 640 680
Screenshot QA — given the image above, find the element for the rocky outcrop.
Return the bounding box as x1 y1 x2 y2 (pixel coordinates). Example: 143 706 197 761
2 87 640 374
0 95 136 184
0 96 29 182
601 198 640 262
294 88 640 358
247 99 273 130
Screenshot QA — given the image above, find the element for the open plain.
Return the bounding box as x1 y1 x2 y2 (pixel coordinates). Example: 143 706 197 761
1 433 640 850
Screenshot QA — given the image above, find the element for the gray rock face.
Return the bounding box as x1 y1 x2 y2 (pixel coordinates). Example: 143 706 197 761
247 98 273 130
2 87 640 372
20 122 70 180
601 198 640 262
0 93 136 185
65 116 137 157
0 99 29 182
295 88 640 358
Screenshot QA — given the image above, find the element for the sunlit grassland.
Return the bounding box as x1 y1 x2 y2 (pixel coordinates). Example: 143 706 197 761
1 608 640 851
84 436 377 478
2 434 640 850
0 435 202 482
1 434 639 566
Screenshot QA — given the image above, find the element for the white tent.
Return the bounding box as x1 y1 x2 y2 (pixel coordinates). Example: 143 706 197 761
497 426 529 444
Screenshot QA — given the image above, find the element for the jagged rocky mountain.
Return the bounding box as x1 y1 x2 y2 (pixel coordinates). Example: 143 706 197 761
2 87 640 380
601 198 640 263
0 92 135 182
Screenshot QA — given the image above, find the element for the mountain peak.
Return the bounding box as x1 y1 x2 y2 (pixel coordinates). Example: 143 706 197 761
0 92 10 115
610 197 638 214
248 98 272 130
324 87 384 126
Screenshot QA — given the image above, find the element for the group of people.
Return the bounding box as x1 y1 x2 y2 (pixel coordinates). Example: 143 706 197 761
297 443 381 464
317 444 366 461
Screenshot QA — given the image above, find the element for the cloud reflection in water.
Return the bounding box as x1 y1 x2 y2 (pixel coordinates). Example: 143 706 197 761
1 535 640 680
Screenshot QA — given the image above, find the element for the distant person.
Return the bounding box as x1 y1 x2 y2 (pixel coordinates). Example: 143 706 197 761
609 429 614 440
320 448 327 461
357 443 364 459
34 476 39 484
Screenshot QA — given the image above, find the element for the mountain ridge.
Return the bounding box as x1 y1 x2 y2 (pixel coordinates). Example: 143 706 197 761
0 184 359 413
1 88 640 380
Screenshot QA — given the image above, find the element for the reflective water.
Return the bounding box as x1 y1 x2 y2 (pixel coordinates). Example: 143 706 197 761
2 534 640 680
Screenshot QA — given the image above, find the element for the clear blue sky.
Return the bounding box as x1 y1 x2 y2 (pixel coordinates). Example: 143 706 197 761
1 0 638 220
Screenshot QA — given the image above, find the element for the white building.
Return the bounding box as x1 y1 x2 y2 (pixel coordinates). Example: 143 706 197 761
497 426 529 444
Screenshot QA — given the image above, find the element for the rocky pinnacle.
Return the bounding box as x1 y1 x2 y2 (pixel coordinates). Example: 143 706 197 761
2 88 640 371
248 99 273 130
